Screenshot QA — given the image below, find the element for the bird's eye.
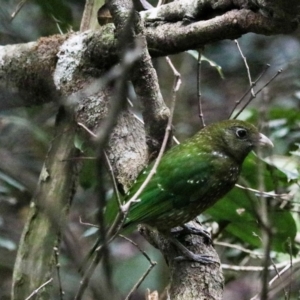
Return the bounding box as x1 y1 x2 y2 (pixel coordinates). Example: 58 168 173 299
236 128 247 139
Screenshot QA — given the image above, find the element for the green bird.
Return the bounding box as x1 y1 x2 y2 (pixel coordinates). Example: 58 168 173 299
107 120 273 233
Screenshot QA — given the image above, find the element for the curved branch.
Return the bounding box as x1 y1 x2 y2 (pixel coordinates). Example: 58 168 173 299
0 1 298 110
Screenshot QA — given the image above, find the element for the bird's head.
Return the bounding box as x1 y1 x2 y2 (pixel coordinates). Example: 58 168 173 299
204 120 273 163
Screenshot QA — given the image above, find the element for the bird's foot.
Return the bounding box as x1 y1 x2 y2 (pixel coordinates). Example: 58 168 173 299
171 224 212 245
170 237 218 264
175 253 217 264
183 224 212 243
182 14 196 24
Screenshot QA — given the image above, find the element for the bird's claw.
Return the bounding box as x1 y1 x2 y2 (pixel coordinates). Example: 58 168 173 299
182 14 196 24
182 224 212 242
175 254 218 265
171 224 212 245
170 236 219 265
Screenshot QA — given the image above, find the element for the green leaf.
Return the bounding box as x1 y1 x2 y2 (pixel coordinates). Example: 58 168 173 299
186 50 225 79
206 153 297 254
74 134 84 152
263 155 299 181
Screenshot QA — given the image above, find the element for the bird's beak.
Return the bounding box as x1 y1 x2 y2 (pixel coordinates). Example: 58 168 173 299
257 133 274 148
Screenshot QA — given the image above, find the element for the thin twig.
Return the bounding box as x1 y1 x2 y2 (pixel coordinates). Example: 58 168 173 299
238 177 274 236
79 217 99 228
132 109 180 145
222 257 300 272
120 234 156 265
165 56 181 81
127 74 180 204
77 121 125 268
77 122 97 137
51 14 64 35
75 195 141 300
62 156 96 161
233 69 282 119
77 209 141 298
120 235 157 300
104 151 122 207
54 247 64 300
76 186 133 298
77 122 121 205
286 238 293 298
235 184 291 200
235 40 255 96
125 264 157 300
10 0 29 21
106 198 140 240
228 64 270 119
249 258 298 300
25 278 53 300
197 49 206 127
215 241 263 258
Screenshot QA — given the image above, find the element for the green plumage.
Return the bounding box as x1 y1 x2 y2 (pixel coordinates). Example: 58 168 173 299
106 120 272 232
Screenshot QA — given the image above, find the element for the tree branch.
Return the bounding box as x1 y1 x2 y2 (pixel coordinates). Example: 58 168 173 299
140 221 223 300
11 108 78 299
0 0 298 110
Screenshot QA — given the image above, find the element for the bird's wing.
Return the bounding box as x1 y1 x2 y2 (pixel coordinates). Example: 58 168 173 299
124 153 214 226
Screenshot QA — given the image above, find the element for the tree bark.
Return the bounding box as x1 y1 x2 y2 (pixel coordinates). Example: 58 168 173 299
11 108 79 299
0 0 298 110
141 221 224 300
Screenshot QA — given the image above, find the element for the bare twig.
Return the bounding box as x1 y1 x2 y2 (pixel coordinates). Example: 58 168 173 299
79 217 99 228
54 247 64 300
235 40 255 96
76 200 138 300
222 257 300 272
76 122 125 266
25 278 53 300
78 122 121 204
215 241 263 258
10 0 29 21
233 69 282 119
286 238 293 298
77 122 97 137
165 56 181 81
104 150 122 207
235 184 292 201
257 98 272 300
77 206 144 298
228 64 270 118
127 63 181 204
120 235 157 300
125 263 157 300
131 108 180 145
197 49 206 127
249 257 298 300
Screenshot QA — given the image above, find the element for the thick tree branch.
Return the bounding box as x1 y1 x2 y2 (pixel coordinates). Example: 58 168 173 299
144 9 298 56
140 221 223 300
11 108 79 299
141 0 299 23
108 0 170 152
0 0 299 110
